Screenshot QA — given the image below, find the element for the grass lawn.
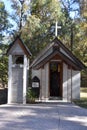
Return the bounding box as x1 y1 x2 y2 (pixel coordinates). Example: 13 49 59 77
74 87 87 109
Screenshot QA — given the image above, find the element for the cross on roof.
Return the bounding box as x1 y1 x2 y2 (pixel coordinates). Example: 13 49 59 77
55 21 61 37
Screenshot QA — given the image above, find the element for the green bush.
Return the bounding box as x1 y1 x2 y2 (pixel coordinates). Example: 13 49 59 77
26 88 37 103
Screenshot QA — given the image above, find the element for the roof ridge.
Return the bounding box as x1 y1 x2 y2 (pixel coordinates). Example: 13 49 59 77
30 40 55 67
31 37 85 70
55 38 85 68
7 36 32 56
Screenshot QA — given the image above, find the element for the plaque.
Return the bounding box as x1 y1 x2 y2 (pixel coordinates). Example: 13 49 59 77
32 82 39 88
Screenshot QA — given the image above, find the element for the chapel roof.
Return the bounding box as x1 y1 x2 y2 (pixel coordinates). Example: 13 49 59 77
7 36 32 56
30 37 85 70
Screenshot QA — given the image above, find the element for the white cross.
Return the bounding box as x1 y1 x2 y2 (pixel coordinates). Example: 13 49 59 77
55 21 61 37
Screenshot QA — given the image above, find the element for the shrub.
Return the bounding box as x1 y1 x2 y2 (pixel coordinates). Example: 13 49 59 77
26 88 37 103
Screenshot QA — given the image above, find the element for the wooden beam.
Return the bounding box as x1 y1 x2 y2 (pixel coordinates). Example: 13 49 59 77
71 67 73 103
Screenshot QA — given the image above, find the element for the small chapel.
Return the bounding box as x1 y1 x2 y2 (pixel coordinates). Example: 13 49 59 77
31 37 85 102
7 28 85 104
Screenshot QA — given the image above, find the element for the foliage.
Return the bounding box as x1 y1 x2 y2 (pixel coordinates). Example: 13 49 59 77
0 2 8 31
9 0 31 35
73 87 87 109
26 88 37 103
31 0 62 20
75 0 87 65
2 0 87 62
79 0 87 18
0 44 8 88
0 0 87 87
59 0 79 47
73 1 87 86
60 1 87 87
0 55 8 88
21 0 63 59
0 1 9 44
74 99 87 109
9 0 63 59
81 69 87 87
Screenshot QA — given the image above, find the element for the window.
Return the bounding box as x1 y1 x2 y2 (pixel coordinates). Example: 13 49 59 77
12 55 24 64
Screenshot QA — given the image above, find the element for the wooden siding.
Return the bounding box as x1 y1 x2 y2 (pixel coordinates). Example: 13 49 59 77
63 63 68 101
72 70 80 99
8 42 25 55
7 36 32 56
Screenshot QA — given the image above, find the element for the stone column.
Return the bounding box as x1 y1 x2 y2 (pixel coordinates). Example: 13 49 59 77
23 55 27 104
8 55 12 104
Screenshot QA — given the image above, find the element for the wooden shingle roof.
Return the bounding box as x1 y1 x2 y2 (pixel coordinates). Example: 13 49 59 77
7 36 32 56
30 37 85 70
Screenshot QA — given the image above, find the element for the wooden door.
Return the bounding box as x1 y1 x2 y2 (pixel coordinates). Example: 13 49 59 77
50 62 61 97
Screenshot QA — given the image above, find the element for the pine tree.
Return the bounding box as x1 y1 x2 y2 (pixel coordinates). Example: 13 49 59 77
0 2 9 44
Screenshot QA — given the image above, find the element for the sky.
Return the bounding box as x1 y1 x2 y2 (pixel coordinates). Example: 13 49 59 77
1 0 17 26
1 0 12 13
1 0 15 28
1 0 16 44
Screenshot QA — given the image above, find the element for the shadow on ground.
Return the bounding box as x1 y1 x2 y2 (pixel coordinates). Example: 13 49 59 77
0 88 7 104
0 104 87 130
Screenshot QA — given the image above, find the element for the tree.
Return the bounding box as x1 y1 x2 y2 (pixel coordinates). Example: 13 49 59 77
23 0 63 58
73 0 87 65
73 0 87 87
0 1 9 44
10 0 63 59
9 0 30 36
0 44 8 88
9 0 87 63
0 2 10 88
79 0 87 18
59 0 79 49
0 56 8 88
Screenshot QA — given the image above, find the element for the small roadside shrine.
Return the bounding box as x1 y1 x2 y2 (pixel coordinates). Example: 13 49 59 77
31 37 85 102
7 36 31 104
7 36 85 104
